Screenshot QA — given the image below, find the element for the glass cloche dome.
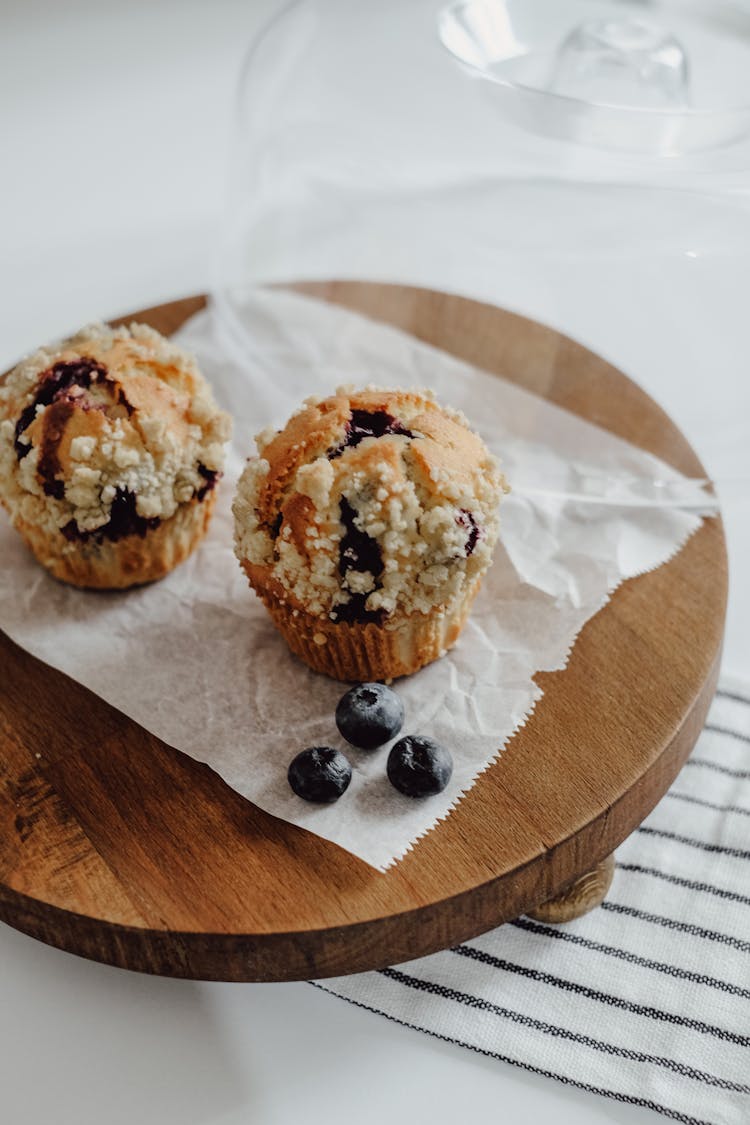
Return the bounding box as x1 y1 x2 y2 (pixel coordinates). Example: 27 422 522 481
212 0 750 499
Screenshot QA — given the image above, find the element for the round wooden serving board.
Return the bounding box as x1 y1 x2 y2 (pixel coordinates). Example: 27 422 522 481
0 283 727 981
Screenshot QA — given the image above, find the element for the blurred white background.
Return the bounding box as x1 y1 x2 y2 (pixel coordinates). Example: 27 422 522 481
0 0 279 356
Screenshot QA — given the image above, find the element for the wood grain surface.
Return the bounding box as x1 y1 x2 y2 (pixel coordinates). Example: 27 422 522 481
0 284 727 980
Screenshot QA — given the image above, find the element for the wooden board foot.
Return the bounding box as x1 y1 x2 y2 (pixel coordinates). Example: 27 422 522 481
527 853 616 924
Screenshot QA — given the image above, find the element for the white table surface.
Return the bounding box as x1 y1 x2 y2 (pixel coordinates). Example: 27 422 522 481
1 3 748 1124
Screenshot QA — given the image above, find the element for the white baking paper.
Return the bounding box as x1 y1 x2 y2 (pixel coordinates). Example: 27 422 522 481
0 289 711 869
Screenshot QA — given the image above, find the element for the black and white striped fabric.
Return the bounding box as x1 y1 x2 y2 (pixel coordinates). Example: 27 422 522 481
317 681 750 1125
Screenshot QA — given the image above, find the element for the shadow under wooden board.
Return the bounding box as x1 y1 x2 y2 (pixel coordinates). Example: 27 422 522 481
0 283 727 981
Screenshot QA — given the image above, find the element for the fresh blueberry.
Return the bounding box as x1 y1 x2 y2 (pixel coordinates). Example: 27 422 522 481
288 746 352 803
387 735 453 798
335 682 405 750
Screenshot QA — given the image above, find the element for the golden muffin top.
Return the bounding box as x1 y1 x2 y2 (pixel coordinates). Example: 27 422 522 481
233 386 508 622
0 322 231 541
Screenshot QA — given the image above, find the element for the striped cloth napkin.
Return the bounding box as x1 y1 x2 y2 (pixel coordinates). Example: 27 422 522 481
317 680 750 1125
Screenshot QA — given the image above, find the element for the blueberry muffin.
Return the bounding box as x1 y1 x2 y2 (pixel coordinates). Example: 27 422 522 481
233 386 508 680
0 322 231 588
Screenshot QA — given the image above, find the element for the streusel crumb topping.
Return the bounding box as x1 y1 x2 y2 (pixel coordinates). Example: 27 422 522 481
233 387 508 623
0 322 231 543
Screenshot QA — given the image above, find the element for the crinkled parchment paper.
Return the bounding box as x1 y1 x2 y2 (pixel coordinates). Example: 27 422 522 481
0 289 709 869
